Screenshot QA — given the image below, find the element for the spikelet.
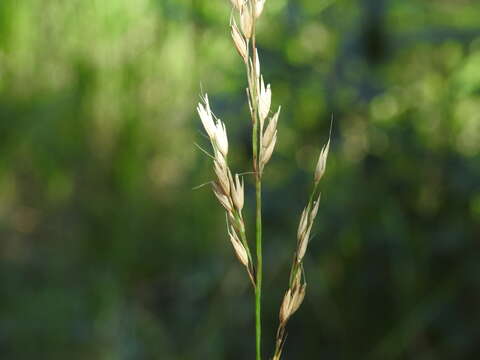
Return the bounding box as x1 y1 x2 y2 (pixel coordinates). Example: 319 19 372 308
240 2 253 39
263 107 280 146
258 76 272 124
228 226 249 267
231 174 244 211
309 193 321 222
297 205 310 241
279 289 292 323
230 17 248 63
255 0 266 18
214 161 230 195
212 181 233 212
214 120 229 159
314 138 330 184
197 96 216 139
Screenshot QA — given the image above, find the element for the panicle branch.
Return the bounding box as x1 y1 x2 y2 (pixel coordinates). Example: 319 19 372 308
272 133 331 360
197 95 255 287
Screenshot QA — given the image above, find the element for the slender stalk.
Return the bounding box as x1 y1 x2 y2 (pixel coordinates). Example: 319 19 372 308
255 177 262 360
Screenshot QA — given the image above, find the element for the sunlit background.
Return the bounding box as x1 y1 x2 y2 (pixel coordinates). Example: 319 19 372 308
1 0 479 359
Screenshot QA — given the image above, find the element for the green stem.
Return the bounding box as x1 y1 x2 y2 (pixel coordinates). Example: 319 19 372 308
255 177 262 360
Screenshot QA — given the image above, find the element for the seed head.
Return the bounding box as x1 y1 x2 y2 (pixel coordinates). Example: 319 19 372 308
314 138 330 184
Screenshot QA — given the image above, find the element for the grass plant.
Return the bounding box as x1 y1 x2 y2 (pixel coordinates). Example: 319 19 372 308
196 1 331 358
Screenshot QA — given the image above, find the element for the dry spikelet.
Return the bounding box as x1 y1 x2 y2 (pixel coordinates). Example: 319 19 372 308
214 160 231 195
214 120 229 158
197 97 216 139
309 193 321 222
260 130 277 171
212 182 233 212
230 18 248 63
297 205 310 240
279 289 292 323
291 284 306 314
263 107 280 146
314 138 330 184
255 0 266 18
231 174 244 211
297 224 312 262
258 77 272 124
240 3 253 39
228 226 249 267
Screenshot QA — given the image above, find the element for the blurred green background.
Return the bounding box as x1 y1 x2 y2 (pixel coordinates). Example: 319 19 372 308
1 0 479 359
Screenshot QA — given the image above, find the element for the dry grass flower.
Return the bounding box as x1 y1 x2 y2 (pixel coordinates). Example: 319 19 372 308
195 1 332 359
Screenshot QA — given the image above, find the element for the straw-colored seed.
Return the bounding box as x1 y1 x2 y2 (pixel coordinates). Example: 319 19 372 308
297 205 310 240
279 289 292 323
231 174 244 211
231 19 248 63
240 4 253 39
214 120 229 158
291 284 306 314
255 0 266 18
260 131 277 170
309 193 321 222
197 97 216 139
258 77 272 124
263 107 280 147
314 139 330 184
228 227 249 267
214 160 230 195
212 182 233 212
